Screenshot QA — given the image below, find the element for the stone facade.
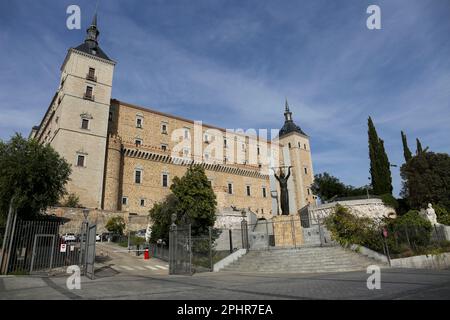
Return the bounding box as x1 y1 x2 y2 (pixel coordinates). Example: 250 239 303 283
30 16 316 223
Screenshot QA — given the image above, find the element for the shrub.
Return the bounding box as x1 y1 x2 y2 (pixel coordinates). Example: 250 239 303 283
434 204 450 225
105 216 126 236
324 205 383 252
380 193 399 209
60 193 81 208
386 210 432 247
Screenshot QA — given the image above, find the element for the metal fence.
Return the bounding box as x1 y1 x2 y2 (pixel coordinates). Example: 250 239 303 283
148 242 169 261
239 215 333 251
380 223 449 262
0 209 97 276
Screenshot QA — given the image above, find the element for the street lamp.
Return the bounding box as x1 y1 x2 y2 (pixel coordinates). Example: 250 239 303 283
82 208 90 222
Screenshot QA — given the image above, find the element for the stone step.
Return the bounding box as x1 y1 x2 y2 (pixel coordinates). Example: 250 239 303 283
219 245 384 274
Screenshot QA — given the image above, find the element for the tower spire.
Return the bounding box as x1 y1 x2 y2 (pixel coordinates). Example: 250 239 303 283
284 98 292 122
85 12 100 47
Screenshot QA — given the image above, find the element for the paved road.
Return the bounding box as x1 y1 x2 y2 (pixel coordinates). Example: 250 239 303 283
96 242 169 276
1 268 450 300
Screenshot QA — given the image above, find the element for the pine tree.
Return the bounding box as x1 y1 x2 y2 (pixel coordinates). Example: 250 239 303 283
401 131 412 162
368 117 393 195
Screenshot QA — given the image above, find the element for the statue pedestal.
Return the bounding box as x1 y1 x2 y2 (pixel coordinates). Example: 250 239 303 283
272 215 304 247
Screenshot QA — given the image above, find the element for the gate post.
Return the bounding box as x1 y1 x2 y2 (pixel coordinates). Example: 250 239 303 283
291 216 296 249
241 211 249 250
169 213 177 275
317 215 324 247
0 201 16 274
208 226 213 272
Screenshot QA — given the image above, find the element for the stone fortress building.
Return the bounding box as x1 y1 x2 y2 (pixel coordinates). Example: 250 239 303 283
29 15 316 220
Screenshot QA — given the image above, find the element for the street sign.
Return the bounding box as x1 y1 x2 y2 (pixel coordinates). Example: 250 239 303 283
60 243 67 253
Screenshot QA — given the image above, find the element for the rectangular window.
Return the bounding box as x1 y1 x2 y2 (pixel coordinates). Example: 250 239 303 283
109 112 113 121
135 170 142 184
135 139 142 147
77 155 85 167
161 123 168 134
122 197 128 205
304 167 308 174
87 67 96 81
227 183 233 195
162 174 168 187
307 188 311 195
184 128 190 139
84 86 93 99
304 144 307 150
81 119 89 130
246 185 251 197
262 187 267 198
140 199 145 207
161 144 167 151
224 139 227 148
257 146 260 155
136 117 143 128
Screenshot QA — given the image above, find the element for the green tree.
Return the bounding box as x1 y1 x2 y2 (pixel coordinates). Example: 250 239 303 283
416 138 423 155
149 194 178 243
401 131 412 162
368 117 393 195
400 152 450 210
170 165 217 236
0 134 71 220
310 173 347 201
149 165 218 242
311 172 372 202
105 216 126 235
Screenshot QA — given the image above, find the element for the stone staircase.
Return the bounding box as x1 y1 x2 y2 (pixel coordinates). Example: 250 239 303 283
221 245 385 273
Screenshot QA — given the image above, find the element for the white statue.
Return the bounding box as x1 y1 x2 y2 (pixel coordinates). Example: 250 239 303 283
426 203 438 225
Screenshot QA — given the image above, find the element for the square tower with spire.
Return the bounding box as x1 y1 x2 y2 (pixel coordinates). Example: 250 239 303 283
277 99 315 212
30 14 116 209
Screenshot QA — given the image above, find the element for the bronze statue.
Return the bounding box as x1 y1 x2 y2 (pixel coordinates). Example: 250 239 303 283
274 166 292 215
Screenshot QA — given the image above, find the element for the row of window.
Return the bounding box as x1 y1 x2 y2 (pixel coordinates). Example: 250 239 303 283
122 189 312 208
134 170 169 187
122 197 146 207
226 183 267 198
288 142 308 150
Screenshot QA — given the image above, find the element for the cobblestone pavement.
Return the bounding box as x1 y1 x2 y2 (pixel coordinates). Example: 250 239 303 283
1 268 450 300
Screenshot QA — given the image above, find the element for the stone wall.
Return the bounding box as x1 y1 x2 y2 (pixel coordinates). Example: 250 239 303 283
308 198 396 222
272 215 304 247
47 207 148 234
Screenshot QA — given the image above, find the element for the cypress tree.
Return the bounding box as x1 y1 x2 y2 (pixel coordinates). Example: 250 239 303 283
416 138 423 155
401 131 412 162
368 117 393 195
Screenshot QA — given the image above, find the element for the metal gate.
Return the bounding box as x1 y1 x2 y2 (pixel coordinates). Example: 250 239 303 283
30 234 56 274
169 223 192 275
0 205 97 277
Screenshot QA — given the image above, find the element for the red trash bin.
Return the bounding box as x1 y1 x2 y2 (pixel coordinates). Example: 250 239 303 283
144 248 150 260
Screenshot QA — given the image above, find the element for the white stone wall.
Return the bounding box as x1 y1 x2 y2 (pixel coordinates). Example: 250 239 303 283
309 198 396 222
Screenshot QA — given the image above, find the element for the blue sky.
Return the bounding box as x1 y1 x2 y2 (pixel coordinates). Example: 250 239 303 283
0 0 449 196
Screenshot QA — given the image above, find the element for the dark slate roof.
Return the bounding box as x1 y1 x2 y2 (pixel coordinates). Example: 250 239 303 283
279 120 307 137
73 42 112 61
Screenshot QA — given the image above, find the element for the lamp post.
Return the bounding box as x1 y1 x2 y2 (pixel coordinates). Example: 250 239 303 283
79 208 90 271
